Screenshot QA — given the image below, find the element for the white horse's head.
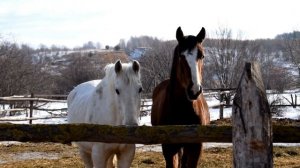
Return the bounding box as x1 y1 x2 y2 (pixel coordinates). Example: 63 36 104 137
112 60 142 126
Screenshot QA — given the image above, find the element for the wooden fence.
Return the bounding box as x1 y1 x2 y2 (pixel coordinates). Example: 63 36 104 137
0 62 299 167
204 87 299 120
1 91 297 123
0 95 150 123
1 85 298 123
0 93 67 124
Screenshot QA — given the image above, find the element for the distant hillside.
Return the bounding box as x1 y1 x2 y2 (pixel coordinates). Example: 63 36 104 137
46 50 131 94
275 31 300 40
89 50 129 63
43 49 130 77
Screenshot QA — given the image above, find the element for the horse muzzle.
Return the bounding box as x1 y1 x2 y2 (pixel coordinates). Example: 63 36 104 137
123 116 139 126
187 84 202 100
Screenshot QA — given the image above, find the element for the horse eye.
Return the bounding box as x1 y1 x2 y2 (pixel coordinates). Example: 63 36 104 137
138 87 143 93
197 52 204 59
197 49 204 58
115 89 120 95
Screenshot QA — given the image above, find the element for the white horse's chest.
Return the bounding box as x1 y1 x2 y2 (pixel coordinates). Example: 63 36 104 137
88 95 122 125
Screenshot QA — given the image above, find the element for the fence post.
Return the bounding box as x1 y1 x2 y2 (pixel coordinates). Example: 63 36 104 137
29 93 34 124
219 91 224 119
232 62 273 168
292 94 297 108
296 94 297 108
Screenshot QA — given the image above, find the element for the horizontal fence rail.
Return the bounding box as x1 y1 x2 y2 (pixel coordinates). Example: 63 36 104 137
0 116 66 122
0 97 66 103
0 123 299 144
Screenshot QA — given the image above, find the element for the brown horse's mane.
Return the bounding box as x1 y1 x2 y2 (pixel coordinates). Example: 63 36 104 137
169 45 180 91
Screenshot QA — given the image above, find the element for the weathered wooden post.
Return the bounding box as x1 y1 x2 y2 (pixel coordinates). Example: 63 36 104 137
232 62 273 168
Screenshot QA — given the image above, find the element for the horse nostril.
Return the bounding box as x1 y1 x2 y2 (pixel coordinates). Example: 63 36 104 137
191 84 202 95
186 84 202 101
199 85 203 94
127 123 138 126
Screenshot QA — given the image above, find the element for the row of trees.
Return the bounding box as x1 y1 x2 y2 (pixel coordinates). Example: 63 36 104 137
131 28 299 99
0 28 299 97
54 51 128 94
0 38 130 96
0 41 53 96
37 41 108 52
277 31 300 78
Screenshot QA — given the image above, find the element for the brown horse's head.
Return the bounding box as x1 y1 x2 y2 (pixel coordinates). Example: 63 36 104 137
171 27 206 100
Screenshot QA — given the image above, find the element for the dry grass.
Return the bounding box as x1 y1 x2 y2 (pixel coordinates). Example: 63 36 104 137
1 143 300 168
0 143 83 168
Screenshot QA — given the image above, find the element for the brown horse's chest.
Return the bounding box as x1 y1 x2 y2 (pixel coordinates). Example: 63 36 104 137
162 99 201 125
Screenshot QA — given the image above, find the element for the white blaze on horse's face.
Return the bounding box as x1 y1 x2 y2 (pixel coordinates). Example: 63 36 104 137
114 60 142 126
182 47 202 96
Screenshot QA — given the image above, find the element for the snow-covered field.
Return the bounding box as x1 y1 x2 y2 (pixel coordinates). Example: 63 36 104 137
0 91 299 150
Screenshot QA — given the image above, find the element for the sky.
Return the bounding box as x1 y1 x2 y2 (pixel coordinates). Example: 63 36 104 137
0 0 300 48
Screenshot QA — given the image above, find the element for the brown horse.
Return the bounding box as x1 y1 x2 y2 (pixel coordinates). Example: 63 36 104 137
151 27 210 168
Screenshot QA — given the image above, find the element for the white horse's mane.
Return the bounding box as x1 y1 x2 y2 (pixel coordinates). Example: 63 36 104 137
103 62 141 85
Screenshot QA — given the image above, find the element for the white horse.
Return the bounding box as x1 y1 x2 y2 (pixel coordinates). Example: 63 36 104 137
67 60 142 168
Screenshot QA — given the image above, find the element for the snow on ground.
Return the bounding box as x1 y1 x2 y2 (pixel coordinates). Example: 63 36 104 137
0 92 300 150
0 102 67 124
277 107 300 120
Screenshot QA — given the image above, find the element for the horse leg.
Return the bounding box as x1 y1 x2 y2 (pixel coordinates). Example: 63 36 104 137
79 148 93 168
181 143 202 168
106 155 116 168
91 145 109 168
162 144 182 168
117 144 135 168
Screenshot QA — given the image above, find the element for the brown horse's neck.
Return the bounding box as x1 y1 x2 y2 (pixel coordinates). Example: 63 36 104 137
169 46 179 82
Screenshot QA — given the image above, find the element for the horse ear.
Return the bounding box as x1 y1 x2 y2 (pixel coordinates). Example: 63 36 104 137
115 60 122 73
176 26 184 42
132 60 140 73
197 27 206 43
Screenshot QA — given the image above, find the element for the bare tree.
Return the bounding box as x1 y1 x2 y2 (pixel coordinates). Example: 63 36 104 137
83 41 96 50
96 42 102 49
0 40 53 96
281 31 300 87
118 39 126 50
54 53 99 94
139 40 176 94
53 51 129 94
204 27 248 105
125 36 160 55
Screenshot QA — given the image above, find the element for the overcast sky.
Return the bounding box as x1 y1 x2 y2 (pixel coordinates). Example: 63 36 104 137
0 0 299 48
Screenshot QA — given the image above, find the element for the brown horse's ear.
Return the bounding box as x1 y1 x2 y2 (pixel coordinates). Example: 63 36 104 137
115 60 122 73
132 60 140 73
176 26 184 42
197 27 206 43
